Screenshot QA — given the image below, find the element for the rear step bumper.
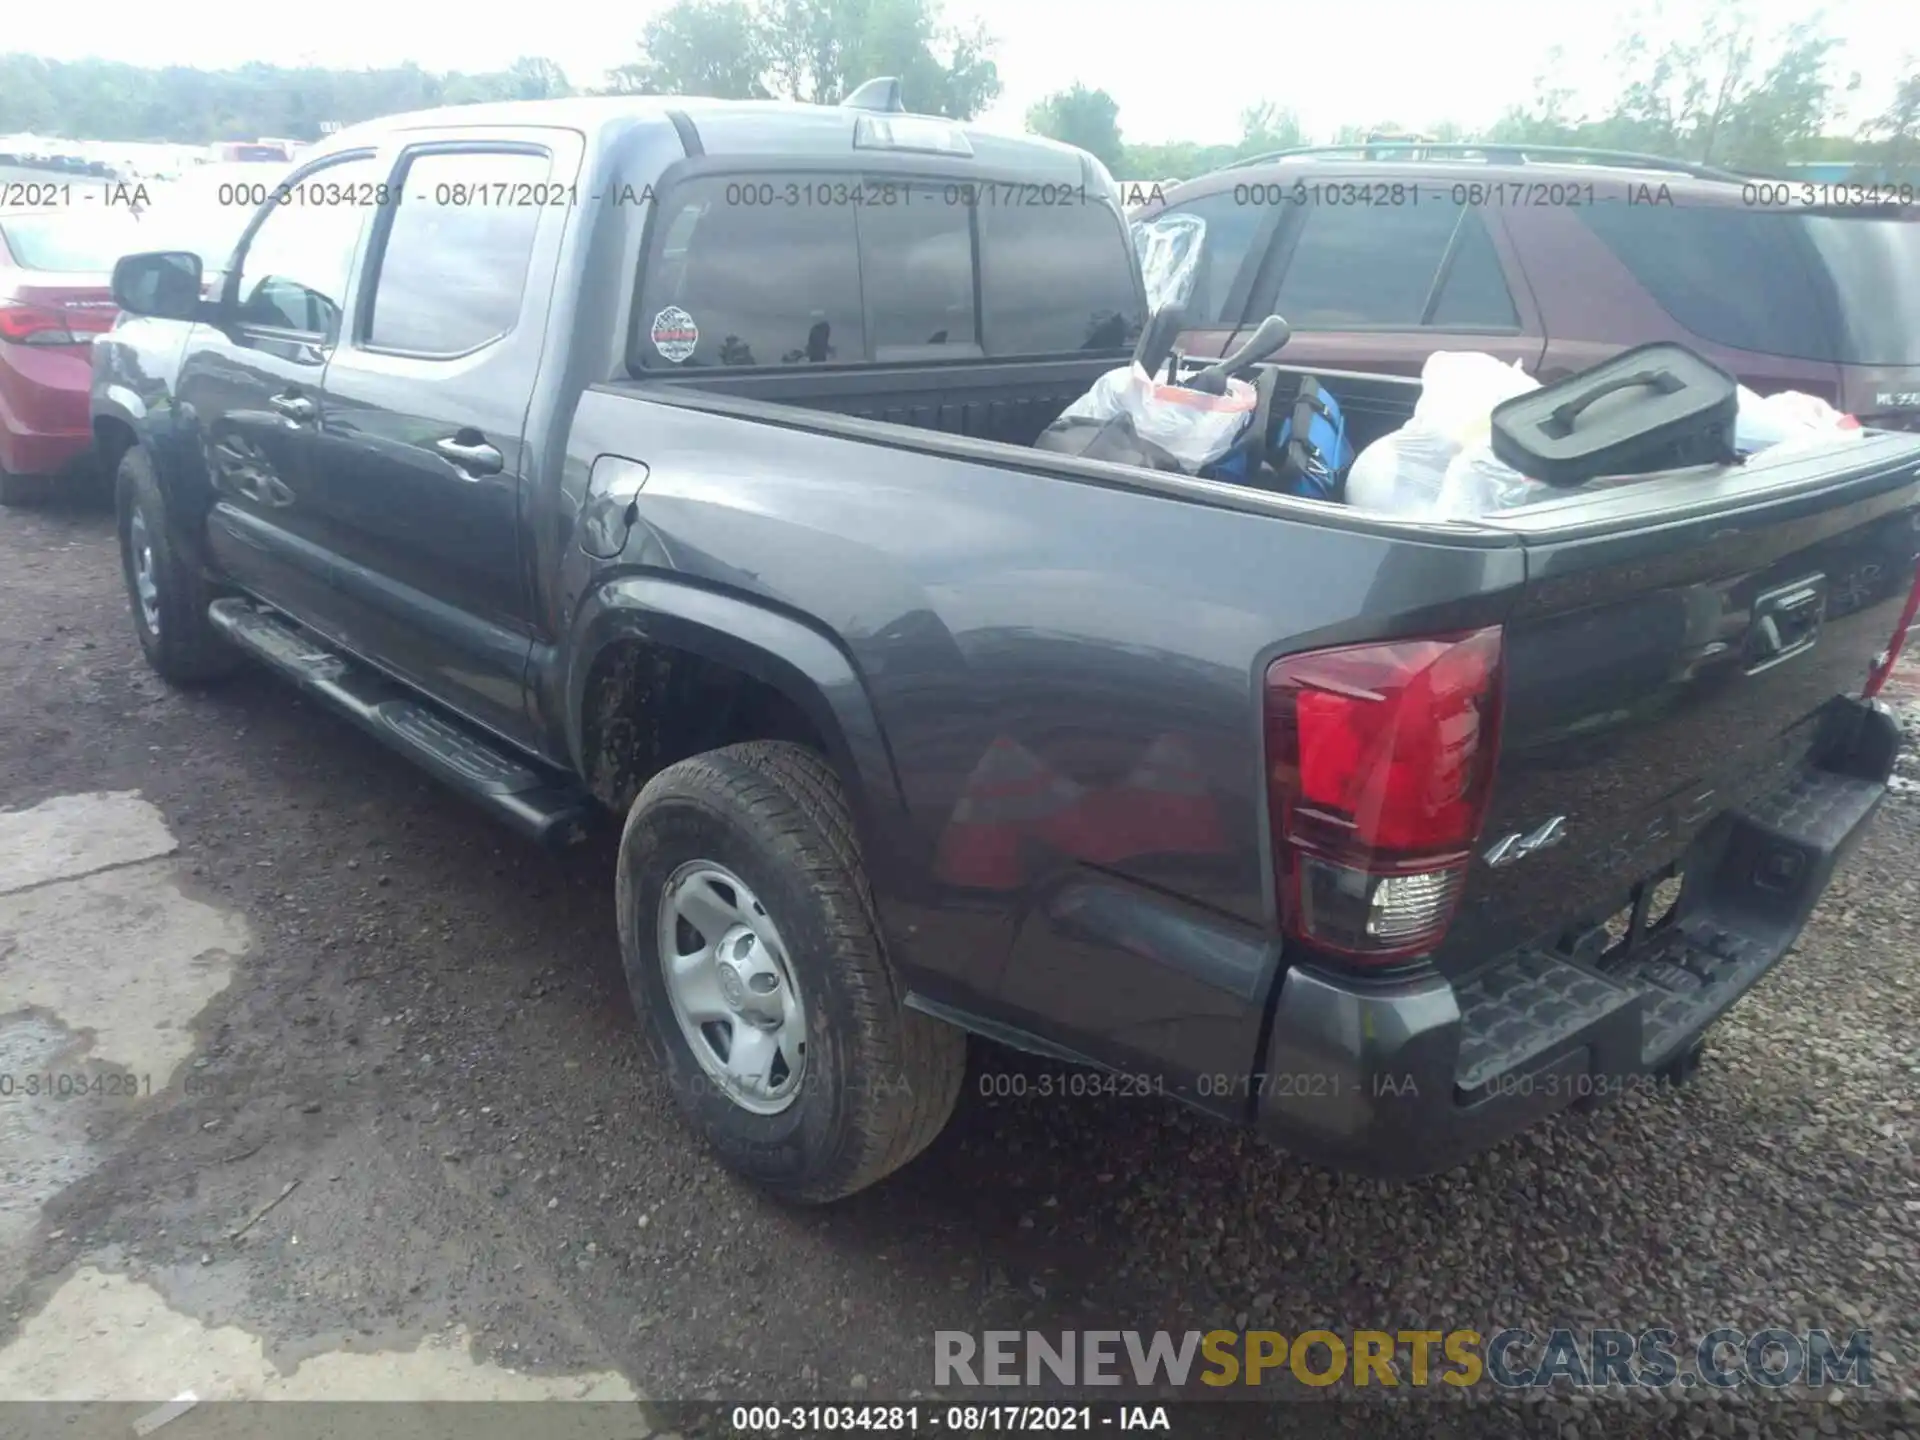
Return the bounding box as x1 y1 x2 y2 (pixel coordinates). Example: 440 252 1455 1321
1255 702 1896 1179
207 599 597 848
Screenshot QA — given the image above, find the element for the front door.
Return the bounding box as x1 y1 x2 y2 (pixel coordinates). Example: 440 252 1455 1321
311 136 580 751
187 150 390 628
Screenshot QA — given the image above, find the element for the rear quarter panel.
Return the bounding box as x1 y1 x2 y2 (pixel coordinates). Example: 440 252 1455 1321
559 387 1527 1097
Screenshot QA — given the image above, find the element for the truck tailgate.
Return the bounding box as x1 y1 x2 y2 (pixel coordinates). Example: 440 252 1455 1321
1436 433 1920 991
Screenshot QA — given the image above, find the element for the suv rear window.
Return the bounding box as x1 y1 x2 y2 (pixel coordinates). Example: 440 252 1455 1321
1802 211 1920 366
1578 201 1920 366
632 173 1142 370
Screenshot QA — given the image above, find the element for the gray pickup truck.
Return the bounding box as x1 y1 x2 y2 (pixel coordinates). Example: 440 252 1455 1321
91 89 1920 1202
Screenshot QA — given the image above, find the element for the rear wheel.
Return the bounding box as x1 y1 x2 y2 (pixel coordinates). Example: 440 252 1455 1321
115 446 240 684
616 741 966 1203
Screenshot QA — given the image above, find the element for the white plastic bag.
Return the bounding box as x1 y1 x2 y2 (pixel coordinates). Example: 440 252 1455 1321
1048 362 1256 472
1411 352 1541 449
1345 429 1459 515
1346 352 1542 517
1735 385 1863 456
1435 442 1548 518
1132 213 1206 313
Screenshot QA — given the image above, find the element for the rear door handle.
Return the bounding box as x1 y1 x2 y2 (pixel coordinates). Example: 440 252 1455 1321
434 435 504 477
269 391 316 423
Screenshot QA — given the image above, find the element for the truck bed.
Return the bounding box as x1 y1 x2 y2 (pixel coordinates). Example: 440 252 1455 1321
634 356 1423 457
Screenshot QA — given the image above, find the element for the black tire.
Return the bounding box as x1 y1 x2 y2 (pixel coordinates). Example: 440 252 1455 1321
616 741 965 1203
115 446 241 684
0 468 54 507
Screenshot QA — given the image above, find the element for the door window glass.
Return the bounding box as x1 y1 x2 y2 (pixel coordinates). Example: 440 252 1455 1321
233 155 386 339
365 150 551 356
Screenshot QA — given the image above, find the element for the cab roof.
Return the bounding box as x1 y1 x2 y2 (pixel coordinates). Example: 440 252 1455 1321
321 95 1100 187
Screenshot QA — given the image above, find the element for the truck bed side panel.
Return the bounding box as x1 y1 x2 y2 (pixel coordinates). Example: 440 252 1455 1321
557 388 1526 1103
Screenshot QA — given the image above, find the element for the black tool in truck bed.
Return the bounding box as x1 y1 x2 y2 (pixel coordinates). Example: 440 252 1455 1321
90 87 1920 1201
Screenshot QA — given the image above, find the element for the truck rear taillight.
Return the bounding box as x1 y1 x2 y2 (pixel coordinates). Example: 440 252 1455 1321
1264 627 1504 963
1863 565 1920 699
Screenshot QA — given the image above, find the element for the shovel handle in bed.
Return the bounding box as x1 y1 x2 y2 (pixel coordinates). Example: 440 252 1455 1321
1184 314 1293 395
1132 304 1188 382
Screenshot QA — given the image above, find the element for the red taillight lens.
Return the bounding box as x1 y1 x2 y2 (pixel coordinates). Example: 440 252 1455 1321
1863 566 1920 700
0 303 78 346
1265 626 1504 962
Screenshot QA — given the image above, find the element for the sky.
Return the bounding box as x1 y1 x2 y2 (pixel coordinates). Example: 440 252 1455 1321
6 0 1909 148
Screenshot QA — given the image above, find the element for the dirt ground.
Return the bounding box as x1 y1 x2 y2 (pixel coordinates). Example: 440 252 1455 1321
2 490 1917 1439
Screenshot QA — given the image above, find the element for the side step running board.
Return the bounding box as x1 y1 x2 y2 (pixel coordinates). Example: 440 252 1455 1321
208 598 596 848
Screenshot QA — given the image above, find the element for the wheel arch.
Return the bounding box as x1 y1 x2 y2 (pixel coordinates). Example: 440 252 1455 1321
90 409 142 487
567 575 911 879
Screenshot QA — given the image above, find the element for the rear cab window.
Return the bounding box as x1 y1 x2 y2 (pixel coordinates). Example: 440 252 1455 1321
629 171 1143 371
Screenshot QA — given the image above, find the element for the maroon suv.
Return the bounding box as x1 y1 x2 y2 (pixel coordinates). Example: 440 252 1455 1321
1130 144 1920 430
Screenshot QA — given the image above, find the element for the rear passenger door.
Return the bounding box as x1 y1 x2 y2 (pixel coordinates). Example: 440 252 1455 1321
1242 195 1546 376
312 135 581 750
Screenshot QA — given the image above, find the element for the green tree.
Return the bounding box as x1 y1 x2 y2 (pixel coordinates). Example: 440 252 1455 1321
1856 66 1919 179
504 57 574 100
605 0 999 118
606 1 772 99
1482 8 1846 170
1025 84 1124 173
0 53 583 141
1235 102 1305 157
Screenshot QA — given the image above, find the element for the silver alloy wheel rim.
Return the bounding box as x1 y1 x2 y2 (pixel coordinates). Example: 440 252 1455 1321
129 507 161 637
657 860 808 1115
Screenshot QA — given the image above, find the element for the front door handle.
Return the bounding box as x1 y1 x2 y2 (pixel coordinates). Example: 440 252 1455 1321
269 391 316 423
434 434 504 477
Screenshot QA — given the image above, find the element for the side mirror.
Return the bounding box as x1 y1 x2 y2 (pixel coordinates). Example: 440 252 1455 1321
110 251 206 322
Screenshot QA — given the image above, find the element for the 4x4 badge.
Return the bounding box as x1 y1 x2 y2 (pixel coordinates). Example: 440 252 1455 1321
1484 815 1568 869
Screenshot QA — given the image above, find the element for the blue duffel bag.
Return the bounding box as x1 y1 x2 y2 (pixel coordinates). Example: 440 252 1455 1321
1203 373 1354 500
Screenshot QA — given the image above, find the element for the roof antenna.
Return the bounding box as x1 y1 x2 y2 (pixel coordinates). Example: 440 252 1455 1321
843 77 905 113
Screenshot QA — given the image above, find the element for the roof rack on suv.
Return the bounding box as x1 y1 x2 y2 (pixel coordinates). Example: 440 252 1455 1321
1222 141 1742 182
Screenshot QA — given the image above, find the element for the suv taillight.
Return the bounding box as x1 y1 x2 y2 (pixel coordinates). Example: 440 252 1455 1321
1264 627 1505 962
1863 565 1920 700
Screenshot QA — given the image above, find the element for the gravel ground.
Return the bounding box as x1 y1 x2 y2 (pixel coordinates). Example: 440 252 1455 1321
1 491 1917 1438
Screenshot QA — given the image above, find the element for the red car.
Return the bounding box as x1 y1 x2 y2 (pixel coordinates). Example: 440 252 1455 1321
1 168 278 505
0 208 133 505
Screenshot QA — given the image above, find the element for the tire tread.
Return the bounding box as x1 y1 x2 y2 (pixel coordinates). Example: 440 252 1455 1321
621 741 963 1202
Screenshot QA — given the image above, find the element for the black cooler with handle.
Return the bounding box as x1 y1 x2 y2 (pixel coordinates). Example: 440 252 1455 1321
1490 342 1742 487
